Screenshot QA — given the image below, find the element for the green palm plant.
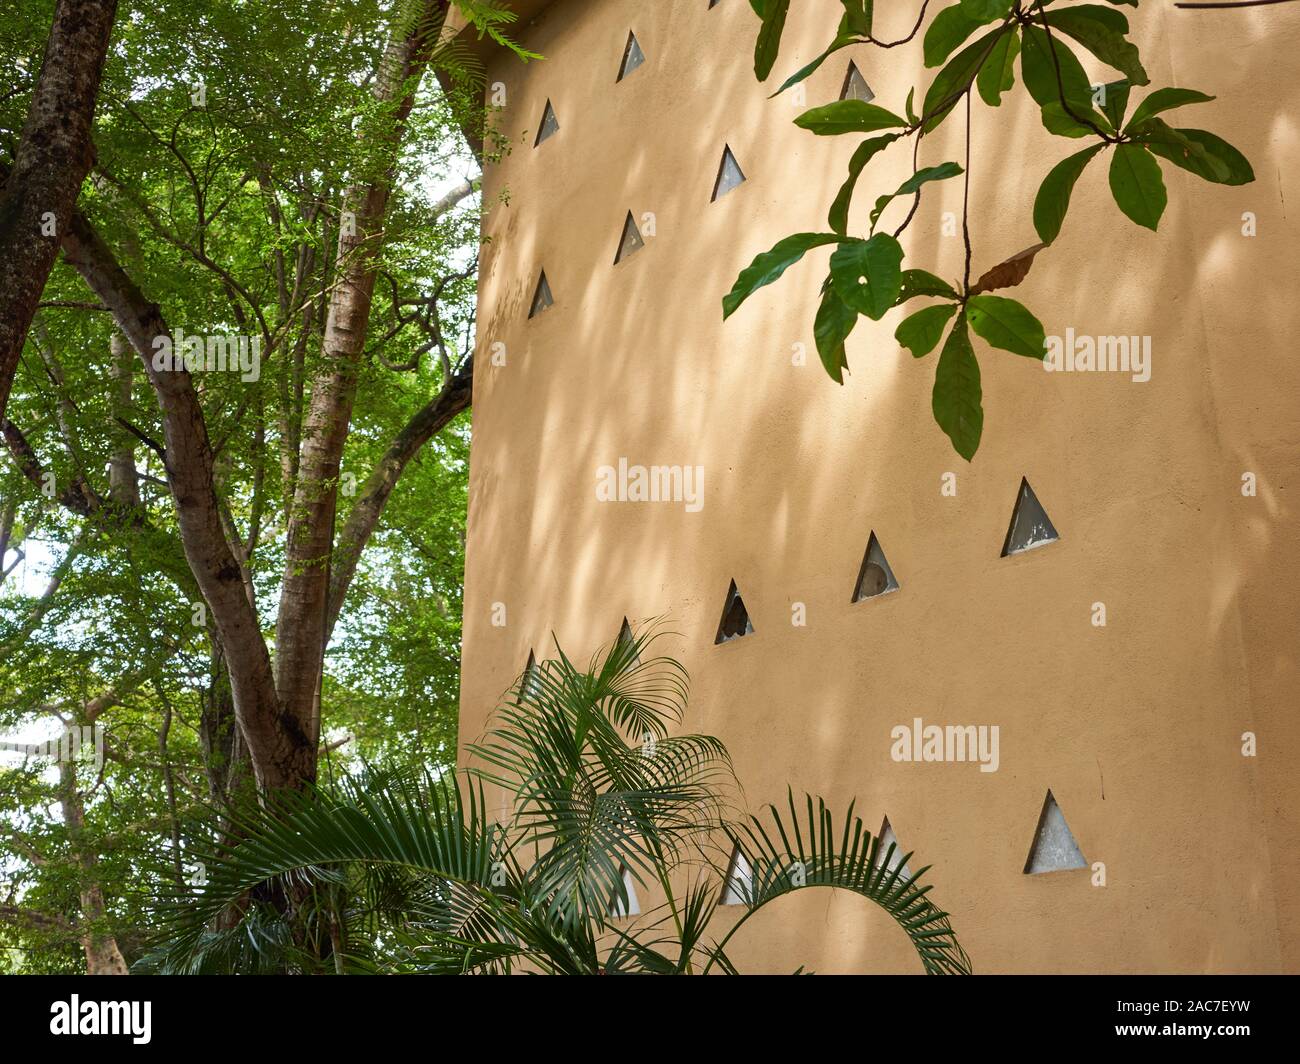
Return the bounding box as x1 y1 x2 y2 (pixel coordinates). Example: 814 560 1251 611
140 625 971 974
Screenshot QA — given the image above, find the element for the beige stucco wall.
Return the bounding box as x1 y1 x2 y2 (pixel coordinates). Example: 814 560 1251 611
457 0 1300 973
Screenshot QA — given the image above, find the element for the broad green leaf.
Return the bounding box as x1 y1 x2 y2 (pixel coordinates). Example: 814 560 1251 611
829 233 905 319
967 294 1047 359
932 317 983 461
870 162 964 230
1125 87 1215 130
923 4 995 68
839 0 874 36
723 233 843 318
754 0 792 81
1040 100 1110 138
1019 24 1093 110
960 0 1013 19
976 29 1020 106
829 133 901 234
1108 143 1167 230
1043 7 1148 86
1033 143 1105 244
896 304 958 358
922 27 1010 132
898 269 959 303
1142 126 1254 186
1130 118 1228 181
774 36 857 96
814 286 857 382
795 99 907 135
1097 79 1130 130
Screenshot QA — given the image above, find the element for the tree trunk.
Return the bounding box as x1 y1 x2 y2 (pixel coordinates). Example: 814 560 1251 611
58 759 128 975
0 0 118 425
274 0 451 750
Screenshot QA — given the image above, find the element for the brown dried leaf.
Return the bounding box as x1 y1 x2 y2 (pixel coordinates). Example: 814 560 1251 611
971 242 1047 295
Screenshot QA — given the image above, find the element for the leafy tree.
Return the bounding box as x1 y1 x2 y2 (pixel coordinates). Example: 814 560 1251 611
724 0 1254 459
142 628 971 975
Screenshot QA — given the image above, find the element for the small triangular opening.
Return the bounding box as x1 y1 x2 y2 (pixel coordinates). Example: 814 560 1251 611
521 649 542 701
712 145 746 201
616 616 640 662
714 579 753 644
528 270 553 318
874 817 913 881
852 531 899 602
1001 477 1059 556
617 31 645 81
1023 790 1087 874
608 865 641 917
720 845 753 906
614 211 644 264
840 60 875 102
534 99 559 146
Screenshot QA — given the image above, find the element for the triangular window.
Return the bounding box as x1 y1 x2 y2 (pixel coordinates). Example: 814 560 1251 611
1023 790 1088 874
1001 477 1059 556
712 145 746 201
534 99 559 146
852 531 900 601
528 271 554 318
617 32 646 81
714 579 753 644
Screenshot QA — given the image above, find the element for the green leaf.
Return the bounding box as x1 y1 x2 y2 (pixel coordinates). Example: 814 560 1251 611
1125 87 1215 130
967 294 1046 359
838 0 873 36
723 233 843 318
754 0 792 81
1040 100 1110 138
898 269 959 303
932 317 983 461
1142 126 1254 186
923 4 996 68
814 286 857 382
1043 6 1149 86
976 29 1020 106
960 0 1013 19
1097 79 1130 130
1130 118 1229 182
795 99 907 135
904 86 918 124
870 162 963 230
829 134 901 234
1108 143 1167 230
896 304 958 359
1019 24 1093 110
829 233 904 320
922 27 1010 133
773 36 857 96
1033 143 1105 244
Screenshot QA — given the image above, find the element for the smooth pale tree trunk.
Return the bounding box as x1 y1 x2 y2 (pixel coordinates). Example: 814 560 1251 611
0 0 118 425
275 0 451 755
58 759 128 975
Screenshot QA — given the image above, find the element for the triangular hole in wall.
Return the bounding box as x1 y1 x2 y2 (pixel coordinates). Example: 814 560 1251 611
714 579 753 644
528 270 553 318
840 59 875 102
874 816 913 881
720 845 753 906
712 145 746 201
616 616 640 662
1001 477 1058 556
534 99 559 146
608 865 641 917
617 31 645 81
521 649 542 701
1023 789 1087 874
614 211 645 264
852 531 899 601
